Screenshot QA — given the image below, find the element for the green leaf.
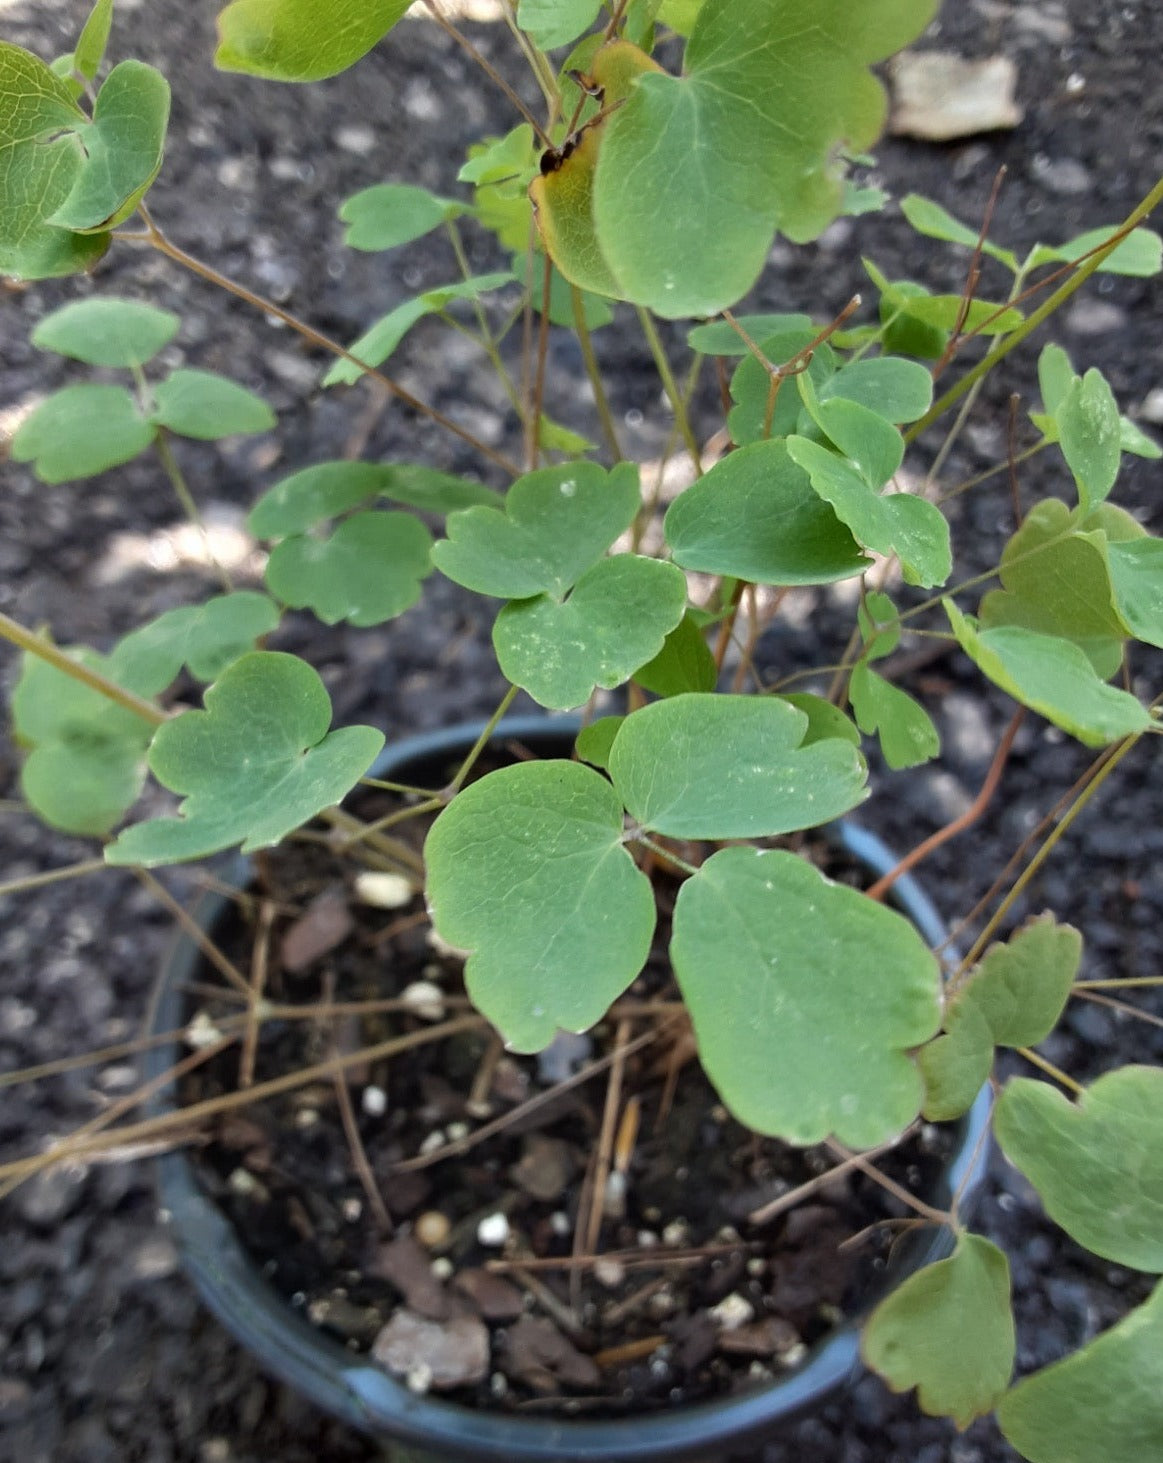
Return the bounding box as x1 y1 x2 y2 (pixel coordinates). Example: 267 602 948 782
515 252 615 331
686 312 813 357
863 1234 1015 1428
0 42 109 280
849 662 940 769
665 439 869 586
778 693 862 747
323 273 514 386
1057 369 1122 514
1107 539 1163 650
265 512 433 627
631 612 716 697
32 296 180 367
574 715 623 770
869 268 948 360
11 648 155 836
590 0 938 315
460 126 538 254
111 592 281 693
494 556 687 709
797 374 905 487
434 462 640 599
517 0 602 49
979 499 1127 678
214 0 411 81
607 693 868 838
822 355 934 424
900 193 1019 270
995 1068 1163 1272
917 996 994 1122
998 1281 1163 1463
944 602 1152 747
248 461 497 538
959 915 1082 1048
74 0 115 82
424 761 656 1051
1120 416 1161 459
787 435 951 588
150 369 275 439
537 413 598 456
1030 225 1163 278
338 183 463 252
669 845 939 1145
11 384 155 483
49 61 170 232
1038 342 1075 417
105 652 385 866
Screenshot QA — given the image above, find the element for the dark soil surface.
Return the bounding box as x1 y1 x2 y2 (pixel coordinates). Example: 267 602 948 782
1 1 1162 1461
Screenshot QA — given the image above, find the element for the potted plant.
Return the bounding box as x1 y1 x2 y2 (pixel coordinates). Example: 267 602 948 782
1 0 1161 1458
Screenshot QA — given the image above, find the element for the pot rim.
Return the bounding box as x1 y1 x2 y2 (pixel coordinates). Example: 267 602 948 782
145 713 992 1461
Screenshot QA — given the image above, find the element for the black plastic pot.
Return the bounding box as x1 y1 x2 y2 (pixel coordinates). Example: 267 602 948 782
147 714 992 1462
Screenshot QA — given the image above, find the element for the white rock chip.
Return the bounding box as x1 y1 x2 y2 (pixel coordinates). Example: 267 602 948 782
889 52 1023 140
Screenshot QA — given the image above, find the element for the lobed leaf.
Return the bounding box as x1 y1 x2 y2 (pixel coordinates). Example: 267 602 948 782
574 715 623 770
49 60 170 232
1107 538 1163 650
11 384 155 483
338 183 464 252
247 461 498 539
494 556 687 709
959 914 1082 1048
944 602 1153 747
111 592 282 693
607 693 868 839
631 612 717 697
998 1281 1163 1463
517 0 603 50
105 652 384 866
424 761 656 1051
917 996 994 1122
863 1234 1015 1429
150 369 275 439
686 312 813 357
994 1067 1163 1272
215 0 411 81
433 462 640 599
1029 225 1163 278
669 846 940 1146
665 439 869 586
32 296 181 368
849 662 940 769
264 512 434 627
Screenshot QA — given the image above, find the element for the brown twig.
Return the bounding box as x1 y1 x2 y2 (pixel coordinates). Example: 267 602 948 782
583 1019 633 1256
239 900 275 1089
823 1139 950 1227
931 166 1007 382
135 870 254 1001
748 1130 911 1226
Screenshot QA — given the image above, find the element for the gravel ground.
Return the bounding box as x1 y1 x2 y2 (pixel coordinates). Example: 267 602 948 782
1 1 1161 1460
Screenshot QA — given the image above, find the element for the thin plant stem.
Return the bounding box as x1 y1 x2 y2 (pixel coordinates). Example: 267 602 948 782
0 859 108 897
636 835 698 878
498 0 559 117
823 1138 950 1228
134 868 254 1001
154 430 233 593
572 285 623 461
446 684 521 794
340 795 445 848
1074 977 1163 990
0 1016 246 1090
1016 1045 1085 1096
0 611 166 726
907 173 1163 443
930 164 1008 382
749 1130 910 1226
132 205 520 477
636 306 703 474
525 250 554 469
318 807 426 876
239 900 275 1089
865 708 1025 902
1072 988 1163 1029
583 1018 633 1255
423 1 552 146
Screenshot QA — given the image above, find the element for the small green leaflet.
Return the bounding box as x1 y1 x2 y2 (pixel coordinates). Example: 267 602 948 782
820 355 933 424
863 1234 1015 1429
32 297 181 368
338 183 464 252
538 413 598 456
631 612 717 697
424 761 656 1051
151 369 275 439
1107 538 1163 650
434 462 640 599
797 370 904 486
516 0 603 50
215 0 411 82
777 693 861 747
112 592 281 694
248 461 498 538
1057 369 1122 514
917 996 994 1122
944 602 1153 747
899 193 1019 271
665 439 869 586
11 384 156 483
49 61 170 233
459 126 538 254
265 512 434 627
686 312 813 357
323 274 514 386
11 648 156 836
669 846 940 1146
849 662 940 769
493 556 687 709
1028 225 1163 278
574 715 623 770
998 1281 1163 1463
959 914 1082 1048
606 693 868 839
994 1067 1163 1272
73 0 114 83
105 652 384 866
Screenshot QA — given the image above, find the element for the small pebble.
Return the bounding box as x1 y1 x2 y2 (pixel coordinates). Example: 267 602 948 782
593 1259 626 1289
185 1011 223 1050
354 872 414 909
477 1212 511 1247
710 1293 755 1330
361 1085 388 1118
549 1211 571 1237
294 1108 320 1131
661 1219 690 1246
401 981 446 1021
341 1198 363 1222
430 1257 454 1281
447 1121 470 1142
418 1130 445 1156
